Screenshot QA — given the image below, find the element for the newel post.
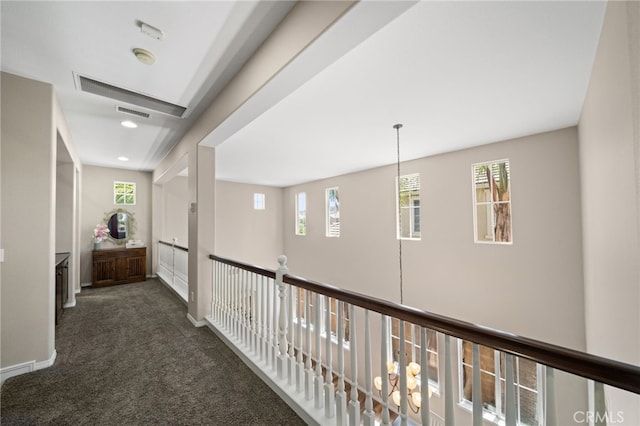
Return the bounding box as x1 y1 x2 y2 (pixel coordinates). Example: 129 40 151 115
276 255 289 380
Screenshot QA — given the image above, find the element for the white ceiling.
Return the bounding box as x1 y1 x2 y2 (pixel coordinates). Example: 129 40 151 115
1 0 294 171
1 1 607 187
210 0 607 187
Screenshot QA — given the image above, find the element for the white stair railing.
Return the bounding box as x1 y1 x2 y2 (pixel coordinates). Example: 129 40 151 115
206 254 640 426
157 240 188 302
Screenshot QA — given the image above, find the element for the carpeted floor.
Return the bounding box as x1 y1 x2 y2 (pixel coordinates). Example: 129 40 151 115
0 279 305 425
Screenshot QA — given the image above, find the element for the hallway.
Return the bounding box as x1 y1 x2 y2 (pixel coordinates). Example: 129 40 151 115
1 279 304 425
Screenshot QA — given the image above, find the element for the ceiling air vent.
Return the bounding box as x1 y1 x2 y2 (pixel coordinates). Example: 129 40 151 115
116 106 150 118
78 75 186 118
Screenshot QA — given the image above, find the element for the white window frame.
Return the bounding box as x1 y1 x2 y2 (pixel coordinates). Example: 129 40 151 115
457 340 543 425
386 317 440 392
253 193 265 210
396 173 421 240
325 187 340 238
472 159 512 244
295 192 307 236
114 181 136 205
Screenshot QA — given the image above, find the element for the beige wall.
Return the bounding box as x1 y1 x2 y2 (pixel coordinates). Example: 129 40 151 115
215 181 284 268
284 127 585 349
161 176 189 246
80 166 152 285
579 2 640 423
281 127 587 423
1 72 81 375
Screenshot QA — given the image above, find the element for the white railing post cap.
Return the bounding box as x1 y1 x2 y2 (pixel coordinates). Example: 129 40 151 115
278 255 288 268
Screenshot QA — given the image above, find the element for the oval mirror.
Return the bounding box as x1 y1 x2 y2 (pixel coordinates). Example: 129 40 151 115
103 208 136 245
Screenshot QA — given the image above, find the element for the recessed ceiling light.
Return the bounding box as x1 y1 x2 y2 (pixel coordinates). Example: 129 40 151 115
132 47 156 65
118 156 129 162
121 120 137 128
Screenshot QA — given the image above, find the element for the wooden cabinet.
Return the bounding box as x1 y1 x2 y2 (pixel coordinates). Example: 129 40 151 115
55 253 69 325
92 247 146 288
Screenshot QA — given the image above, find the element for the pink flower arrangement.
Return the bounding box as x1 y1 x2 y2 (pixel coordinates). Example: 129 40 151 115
93 224 110 243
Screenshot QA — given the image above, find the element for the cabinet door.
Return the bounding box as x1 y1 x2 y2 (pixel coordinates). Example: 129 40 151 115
93 258 115 286
127 256 146 282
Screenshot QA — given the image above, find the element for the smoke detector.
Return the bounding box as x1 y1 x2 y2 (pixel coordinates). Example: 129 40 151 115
133 48 155 65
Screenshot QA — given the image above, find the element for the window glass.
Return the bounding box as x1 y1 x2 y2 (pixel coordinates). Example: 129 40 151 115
473 160 512 243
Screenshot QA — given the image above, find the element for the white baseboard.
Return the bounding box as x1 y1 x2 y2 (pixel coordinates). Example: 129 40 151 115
1 350 56 387
187 313 206 327
81 282 92 288
64 300 76 308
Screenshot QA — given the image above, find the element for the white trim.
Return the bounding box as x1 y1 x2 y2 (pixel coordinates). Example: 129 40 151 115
187 313 206 328
64 300 76 308
204 316 326 426
1 350 57 386
81 282 92 288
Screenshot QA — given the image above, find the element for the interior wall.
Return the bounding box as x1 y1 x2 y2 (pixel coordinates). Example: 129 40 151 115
55 162 74 254
578 1 640 424
162 176 188 246
284 127 585 349
1 72 56 371
80 166 152 285
215 180 284 268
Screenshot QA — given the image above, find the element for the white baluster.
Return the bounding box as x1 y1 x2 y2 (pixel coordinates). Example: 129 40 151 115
241 270 247 347
336 301 347 426
419 327 430 426
296 287 304 393
272 276 278 372
277 256 289 380
380 315 391 426
472 343 483 426
504 353 516 426
324 296 335 419
592 381 607 426
260 276 269 364
252 273 257 354
314 292 324 409
265 274 272 367
348 304 360 426
288 282 295 386
545 366 556 426
444 335 455 426
234 267 240 339
362 310 374 426
398 320 408 426
211 261 216 322
305 290 314 400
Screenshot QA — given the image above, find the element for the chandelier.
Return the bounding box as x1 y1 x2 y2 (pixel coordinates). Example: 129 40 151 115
374 360 432 413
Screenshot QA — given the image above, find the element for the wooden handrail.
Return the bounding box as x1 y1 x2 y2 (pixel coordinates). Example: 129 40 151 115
209 254 640 394
209 254 276 279
158 240 189 252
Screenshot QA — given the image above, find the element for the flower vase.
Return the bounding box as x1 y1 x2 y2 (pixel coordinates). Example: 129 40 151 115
93 242 100 250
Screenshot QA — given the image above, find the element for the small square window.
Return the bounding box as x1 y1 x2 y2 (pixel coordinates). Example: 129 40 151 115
114 181 136 205
254 193 265 210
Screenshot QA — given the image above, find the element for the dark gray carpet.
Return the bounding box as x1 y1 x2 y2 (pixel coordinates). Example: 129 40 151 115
1 279 305 426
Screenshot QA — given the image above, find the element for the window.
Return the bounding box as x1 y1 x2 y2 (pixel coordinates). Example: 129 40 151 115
295 192 306 235
325 187 340 237
459 341 541 425
294 290 349 344
390 318 439 389
114 181 136 205
473 160 512 243
254 193 265 210
397 174 421 239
